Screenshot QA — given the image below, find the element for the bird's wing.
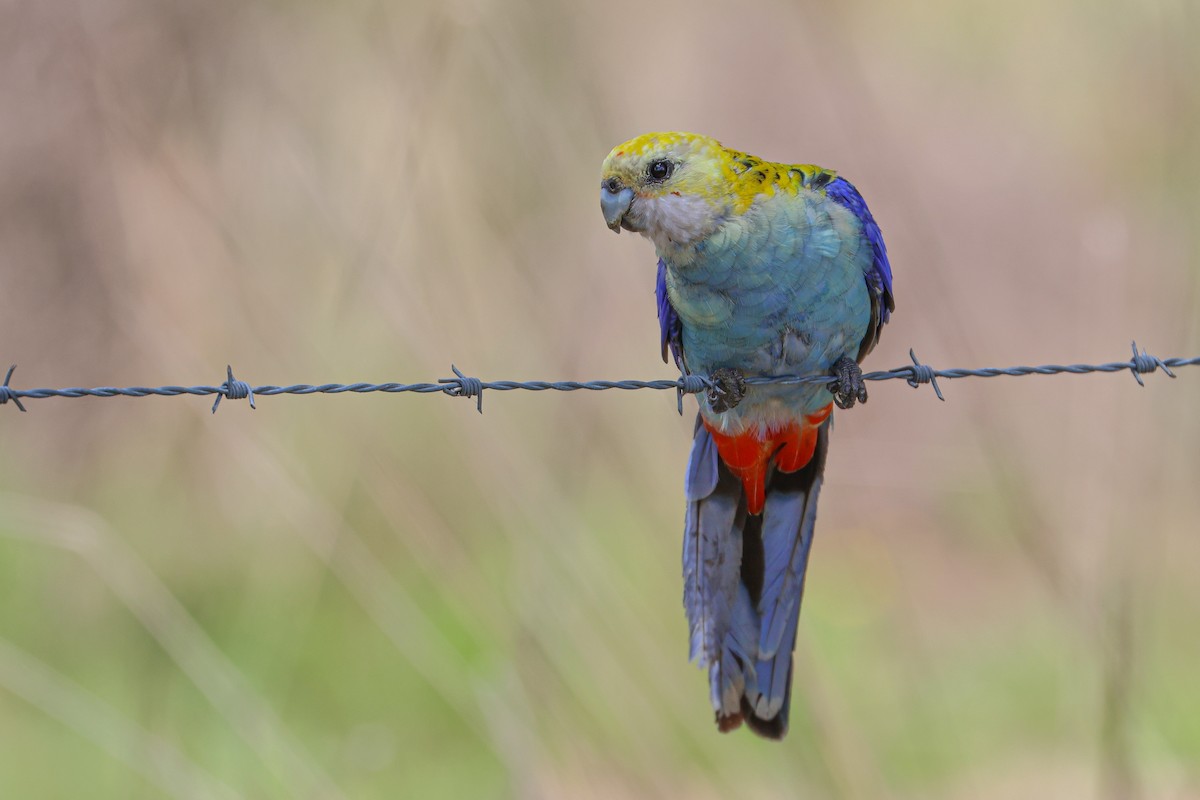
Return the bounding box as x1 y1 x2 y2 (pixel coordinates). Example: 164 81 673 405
656 258 685 370
825 177 894 361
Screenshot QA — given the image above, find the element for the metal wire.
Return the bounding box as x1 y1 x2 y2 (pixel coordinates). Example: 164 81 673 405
0 341 1195 415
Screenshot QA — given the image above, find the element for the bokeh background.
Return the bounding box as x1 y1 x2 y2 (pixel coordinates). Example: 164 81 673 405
1 1 1199 797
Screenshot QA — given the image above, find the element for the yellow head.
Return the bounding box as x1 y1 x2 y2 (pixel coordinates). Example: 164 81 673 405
599 132 735 250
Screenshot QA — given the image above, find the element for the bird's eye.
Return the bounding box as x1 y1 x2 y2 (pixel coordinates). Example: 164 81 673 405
647 159 674 182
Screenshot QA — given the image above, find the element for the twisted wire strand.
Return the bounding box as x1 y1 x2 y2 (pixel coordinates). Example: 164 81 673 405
1 342 1195 415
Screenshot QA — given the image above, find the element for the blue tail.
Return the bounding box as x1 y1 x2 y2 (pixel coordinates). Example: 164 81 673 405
682 416 829 739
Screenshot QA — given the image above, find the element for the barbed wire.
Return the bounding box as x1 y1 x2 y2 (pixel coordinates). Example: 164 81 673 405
0 342 1195 416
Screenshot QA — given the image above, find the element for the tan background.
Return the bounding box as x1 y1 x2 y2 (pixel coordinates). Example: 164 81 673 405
1 1 1198 797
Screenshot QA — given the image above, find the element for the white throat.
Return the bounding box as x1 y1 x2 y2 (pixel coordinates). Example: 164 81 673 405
637 193 720 251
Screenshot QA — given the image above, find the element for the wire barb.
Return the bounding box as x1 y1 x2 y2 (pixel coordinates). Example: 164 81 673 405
440 365 484 413
905 349 944 401
675 373 710 415
0 365 26 412
1128 341 1175 387
211 365 255 414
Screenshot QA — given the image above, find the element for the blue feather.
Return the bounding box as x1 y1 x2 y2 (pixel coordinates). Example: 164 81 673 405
684 417 719 502
753 605 798 721
825 177 894 323
723 585 759 713
750 422 829 731
757 486 818 658
656 258 684 368
683 423 744 682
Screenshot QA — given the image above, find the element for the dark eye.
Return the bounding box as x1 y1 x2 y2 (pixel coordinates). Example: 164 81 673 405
647 159 674 182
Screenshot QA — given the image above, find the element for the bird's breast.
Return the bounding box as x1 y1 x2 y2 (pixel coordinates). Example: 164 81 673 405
663 193 873 427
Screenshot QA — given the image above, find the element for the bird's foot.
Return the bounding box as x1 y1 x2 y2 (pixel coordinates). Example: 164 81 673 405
707 368 746 413
828 356 868 410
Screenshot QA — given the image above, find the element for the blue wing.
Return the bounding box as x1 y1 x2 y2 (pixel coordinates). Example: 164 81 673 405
656 258 684 369
825 177 894 359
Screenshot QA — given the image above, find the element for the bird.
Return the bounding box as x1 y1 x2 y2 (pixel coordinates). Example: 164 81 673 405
599 132 894 739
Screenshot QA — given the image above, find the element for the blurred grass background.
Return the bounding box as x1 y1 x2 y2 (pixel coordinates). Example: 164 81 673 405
1 0 1199 797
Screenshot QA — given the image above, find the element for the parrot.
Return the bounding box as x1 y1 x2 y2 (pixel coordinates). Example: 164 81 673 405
599 132 894 739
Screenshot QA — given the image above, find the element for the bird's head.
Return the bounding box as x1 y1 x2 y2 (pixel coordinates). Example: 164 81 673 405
600 132 733 251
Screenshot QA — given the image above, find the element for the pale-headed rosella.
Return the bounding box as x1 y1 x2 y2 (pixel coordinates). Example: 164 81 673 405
600 132 894 739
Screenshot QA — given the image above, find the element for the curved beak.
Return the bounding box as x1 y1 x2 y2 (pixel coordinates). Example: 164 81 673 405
600 185 635 233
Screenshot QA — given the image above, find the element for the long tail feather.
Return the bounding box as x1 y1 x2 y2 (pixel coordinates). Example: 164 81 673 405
683 420 748 718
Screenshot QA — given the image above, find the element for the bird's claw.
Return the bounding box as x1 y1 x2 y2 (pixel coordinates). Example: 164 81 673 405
829 356 868 410
707 367 746 413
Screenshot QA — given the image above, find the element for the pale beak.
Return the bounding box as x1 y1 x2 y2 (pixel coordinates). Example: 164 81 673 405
600 184 634 233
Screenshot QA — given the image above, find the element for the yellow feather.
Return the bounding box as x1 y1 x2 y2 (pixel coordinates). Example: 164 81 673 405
602 132 838 216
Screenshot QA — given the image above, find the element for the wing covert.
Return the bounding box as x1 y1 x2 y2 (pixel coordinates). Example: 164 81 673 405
656 258 685 369
825 177 894 360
